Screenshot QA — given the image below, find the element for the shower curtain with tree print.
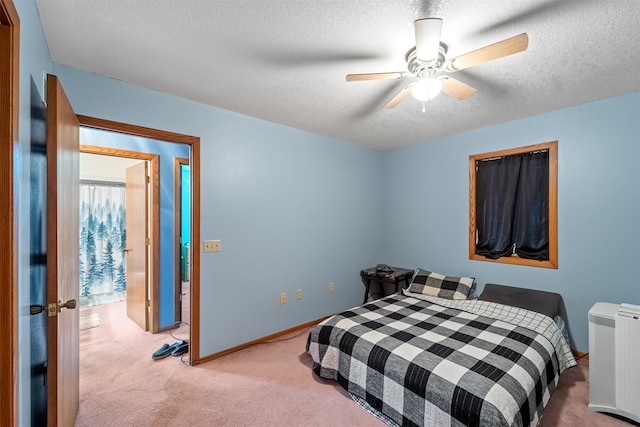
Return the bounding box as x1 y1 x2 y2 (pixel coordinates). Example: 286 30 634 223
79 181 127 297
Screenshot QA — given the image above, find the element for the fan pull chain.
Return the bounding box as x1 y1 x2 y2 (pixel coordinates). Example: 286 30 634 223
422 101 426 113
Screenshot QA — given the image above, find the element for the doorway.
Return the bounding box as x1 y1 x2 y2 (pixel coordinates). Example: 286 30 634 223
80 135 191 333
77 115 201 363
175 159 191 325
79 153 143 309
79 146 160 330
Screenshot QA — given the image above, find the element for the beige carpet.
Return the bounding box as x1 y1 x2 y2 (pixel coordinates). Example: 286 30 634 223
79 313 100 330
76 301 637 426
80 291 126 308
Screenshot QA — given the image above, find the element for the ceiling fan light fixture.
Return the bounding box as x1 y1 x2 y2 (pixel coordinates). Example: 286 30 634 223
411 78 442 101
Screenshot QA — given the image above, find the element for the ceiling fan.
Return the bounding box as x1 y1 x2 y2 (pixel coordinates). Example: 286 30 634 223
346 18 528 109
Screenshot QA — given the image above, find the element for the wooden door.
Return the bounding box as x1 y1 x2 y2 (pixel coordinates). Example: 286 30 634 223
125 161 149 330
46 74 80 426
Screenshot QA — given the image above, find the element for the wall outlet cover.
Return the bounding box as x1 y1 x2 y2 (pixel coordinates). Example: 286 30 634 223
204 239 221 252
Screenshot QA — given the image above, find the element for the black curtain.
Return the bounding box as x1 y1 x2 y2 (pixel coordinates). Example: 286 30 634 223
475 151 549 260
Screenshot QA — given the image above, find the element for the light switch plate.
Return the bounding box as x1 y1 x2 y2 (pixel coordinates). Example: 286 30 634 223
204 240 221 252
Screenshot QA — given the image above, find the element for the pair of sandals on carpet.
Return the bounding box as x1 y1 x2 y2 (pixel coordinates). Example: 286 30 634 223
152 340 188 360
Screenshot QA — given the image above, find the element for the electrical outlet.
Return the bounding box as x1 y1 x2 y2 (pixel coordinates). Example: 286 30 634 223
329 282 335 292
280 293 286 304
204 240 221 252
296 289 302 300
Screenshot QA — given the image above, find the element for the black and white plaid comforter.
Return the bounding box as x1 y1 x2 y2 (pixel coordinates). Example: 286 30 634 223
307 290 576 427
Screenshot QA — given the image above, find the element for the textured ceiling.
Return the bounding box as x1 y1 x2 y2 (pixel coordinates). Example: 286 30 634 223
36 0 640 150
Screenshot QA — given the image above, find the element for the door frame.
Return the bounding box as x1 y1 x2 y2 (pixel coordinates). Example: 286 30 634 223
77 115 201 360
0 0 19 424
174 157 189 323
81 145 160 331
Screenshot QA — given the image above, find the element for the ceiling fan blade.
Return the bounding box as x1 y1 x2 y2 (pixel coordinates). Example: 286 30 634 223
446 33 528 72
439 77 477 100
346 72 409 82
382 84 415 109
415 18 443 64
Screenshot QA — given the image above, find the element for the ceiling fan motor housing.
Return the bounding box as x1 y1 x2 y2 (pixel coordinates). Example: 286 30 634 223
407 44 447 77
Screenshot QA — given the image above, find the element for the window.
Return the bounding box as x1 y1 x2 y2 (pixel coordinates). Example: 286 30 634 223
469 141 558 268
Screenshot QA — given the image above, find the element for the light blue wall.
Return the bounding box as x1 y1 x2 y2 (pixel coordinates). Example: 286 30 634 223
51 64 384 355
15 0 54 424
383 92 640 351
80 127 189 328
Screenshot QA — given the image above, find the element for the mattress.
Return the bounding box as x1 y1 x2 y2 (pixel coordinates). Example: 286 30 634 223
307 290 575 427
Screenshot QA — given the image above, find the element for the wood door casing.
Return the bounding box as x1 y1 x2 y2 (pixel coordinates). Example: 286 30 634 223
46 74 80 427
80 145 159 331
0 0 19 424
174 157 189 323
77 115 201 362
125 161 149 330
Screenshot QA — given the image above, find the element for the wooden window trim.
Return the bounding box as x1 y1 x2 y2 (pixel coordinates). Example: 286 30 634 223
469 141 558 269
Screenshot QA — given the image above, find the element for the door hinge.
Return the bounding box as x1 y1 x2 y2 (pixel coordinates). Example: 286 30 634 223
146 300 150 309
42 362 47 387
146 237 150 246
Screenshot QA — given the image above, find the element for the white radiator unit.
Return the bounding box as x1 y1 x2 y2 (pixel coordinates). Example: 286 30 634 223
588 302 640 423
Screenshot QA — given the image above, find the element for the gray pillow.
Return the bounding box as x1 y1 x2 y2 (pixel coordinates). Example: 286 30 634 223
478 283 563 319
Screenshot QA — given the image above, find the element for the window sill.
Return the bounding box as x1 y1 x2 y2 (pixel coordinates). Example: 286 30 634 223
469 253 558 269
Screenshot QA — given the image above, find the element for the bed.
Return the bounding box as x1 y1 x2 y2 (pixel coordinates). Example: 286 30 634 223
306 269 576 427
